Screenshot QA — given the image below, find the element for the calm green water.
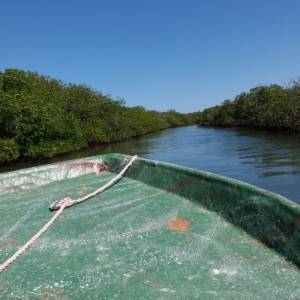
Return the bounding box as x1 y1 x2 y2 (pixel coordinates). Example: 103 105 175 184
1 125 299 203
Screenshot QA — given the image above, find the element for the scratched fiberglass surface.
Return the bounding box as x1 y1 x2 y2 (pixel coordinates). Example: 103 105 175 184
1 154 300 299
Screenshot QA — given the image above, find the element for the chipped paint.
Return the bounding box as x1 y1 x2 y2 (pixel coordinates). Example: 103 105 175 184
167 217 191 232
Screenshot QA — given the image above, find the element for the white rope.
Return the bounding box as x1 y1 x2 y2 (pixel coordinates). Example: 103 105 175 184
0 155 138 273
72 155 138 206
0 204 65 273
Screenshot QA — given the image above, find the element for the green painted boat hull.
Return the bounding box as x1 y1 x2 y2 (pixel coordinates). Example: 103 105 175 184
1 153 300 299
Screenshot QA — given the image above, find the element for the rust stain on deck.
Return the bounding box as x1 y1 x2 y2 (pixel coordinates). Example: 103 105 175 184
167 217 191 232
1 236 16 248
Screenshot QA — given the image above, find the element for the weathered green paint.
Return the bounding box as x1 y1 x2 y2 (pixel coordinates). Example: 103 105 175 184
1 153 300 299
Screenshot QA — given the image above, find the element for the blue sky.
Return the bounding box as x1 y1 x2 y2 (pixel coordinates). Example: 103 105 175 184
1 0 300 112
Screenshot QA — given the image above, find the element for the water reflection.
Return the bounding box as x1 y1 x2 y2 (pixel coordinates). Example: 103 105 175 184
0 125 299 203
233 128 300 177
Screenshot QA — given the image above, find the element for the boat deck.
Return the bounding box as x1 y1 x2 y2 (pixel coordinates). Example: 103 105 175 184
1 156 300 299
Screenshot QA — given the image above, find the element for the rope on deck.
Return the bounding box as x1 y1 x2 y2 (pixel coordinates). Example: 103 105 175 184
0 155 138 273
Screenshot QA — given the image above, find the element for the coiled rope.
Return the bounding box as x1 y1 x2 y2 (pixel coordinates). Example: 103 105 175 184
0 155 138 273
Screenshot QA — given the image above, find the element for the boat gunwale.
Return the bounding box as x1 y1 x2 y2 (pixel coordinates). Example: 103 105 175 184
0 153 297 209
0 153 300 212
109 153 298 209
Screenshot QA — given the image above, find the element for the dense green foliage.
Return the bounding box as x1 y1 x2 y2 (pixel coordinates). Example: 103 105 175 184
198 82 300 131
0 69 197 162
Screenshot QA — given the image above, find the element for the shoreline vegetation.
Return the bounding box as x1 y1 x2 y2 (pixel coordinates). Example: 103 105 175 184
2 69 299 165
197 81 300 132
0 69 198 163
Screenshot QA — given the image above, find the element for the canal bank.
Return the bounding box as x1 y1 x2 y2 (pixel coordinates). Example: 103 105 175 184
1 125 299 203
